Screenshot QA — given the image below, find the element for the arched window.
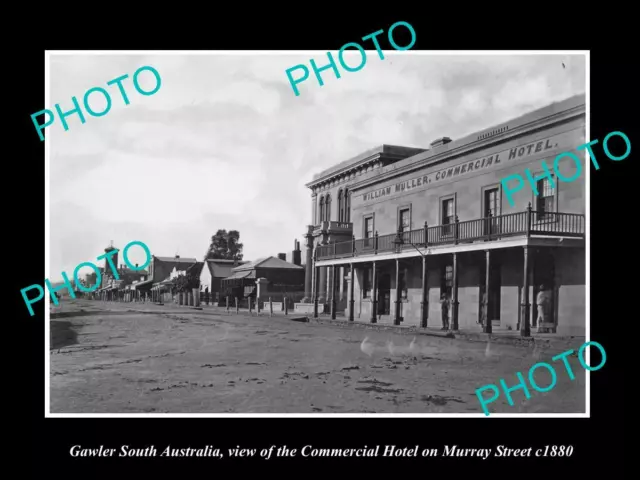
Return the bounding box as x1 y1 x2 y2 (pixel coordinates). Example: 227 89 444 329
318 196 325 224
325 194 331 221
337 189 344 222
345 188 351 222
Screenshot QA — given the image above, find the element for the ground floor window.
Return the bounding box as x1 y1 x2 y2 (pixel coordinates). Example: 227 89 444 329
441 264 453 297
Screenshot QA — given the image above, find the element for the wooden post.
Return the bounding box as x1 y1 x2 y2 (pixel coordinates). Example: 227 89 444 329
269 297 273 317
330 266 337 320
421 255 428 328
484 250 492 334
226 296 229 314
370 262 377 323
284 297 289 315
348 263 355 322
235 297 239 314
394 258 401 325
248 296 252 315
423 221 429 247
313 254 319 318
521 246 531 337
452 253 459 331
454 215 460 244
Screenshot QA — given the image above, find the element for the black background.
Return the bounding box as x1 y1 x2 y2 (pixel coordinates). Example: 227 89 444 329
15 10 629 477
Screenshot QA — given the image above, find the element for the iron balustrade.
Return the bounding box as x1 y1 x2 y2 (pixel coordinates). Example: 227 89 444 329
315 209 584 261
313 221 353 234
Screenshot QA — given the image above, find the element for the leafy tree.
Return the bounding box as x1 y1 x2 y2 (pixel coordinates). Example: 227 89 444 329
204 229 243 261
173 270 201 293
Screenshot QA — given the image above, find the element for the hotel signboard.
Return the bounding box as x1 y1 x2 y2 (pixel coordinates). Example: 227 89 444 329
360 133 569 203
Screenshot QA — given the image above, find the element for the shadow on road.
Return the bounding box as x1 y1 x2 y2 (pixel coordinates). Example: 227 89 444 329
51 321 78 350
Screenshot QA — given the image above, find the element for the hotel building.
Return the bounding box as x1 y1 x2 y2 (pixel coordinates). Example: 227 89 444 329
302 94 586 336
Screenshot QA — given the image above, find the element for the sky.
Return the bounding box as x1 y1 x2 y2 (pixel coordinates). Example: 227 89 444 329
48 52 586 281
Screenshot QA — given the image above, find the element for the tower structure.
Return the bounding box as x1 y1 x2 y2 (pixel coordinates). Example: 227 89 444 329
103 240 119 286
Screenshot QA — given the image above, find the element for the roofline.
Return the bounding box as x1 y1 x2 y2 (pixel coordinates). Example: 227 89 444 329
305 144 427 189
153 255 199 261
232 256 272 271
205 259 248 263
232 256 305 271
351 94 586 192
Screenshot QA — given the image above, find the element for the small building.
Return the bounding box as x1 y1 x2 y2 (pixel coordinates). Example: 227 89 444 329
150 260 203 303
147 255 199 284
141 255 197 301
221 256 305 303
199 259 248 304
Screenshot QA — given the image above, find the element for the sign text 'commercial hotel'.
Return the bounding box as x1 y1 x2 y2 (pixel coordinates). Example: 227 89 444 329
362 139 558 202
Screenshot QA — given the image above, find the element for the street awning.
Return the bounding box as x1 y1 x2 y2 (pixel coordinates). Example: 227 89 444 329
130 278 154 289
152 278 174 290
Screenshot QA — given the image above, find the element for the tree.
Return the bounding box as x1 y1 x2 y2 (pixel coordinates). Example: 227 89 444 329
173 270 201 293
204 229 244 261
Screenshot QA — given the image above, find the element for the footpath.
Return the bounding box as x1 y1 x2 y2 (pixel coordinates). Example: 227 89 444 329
51 299 584 350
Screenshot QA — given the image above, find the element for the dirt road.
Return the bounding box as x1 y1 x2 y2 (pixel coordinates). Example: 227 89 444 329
49 299 586 414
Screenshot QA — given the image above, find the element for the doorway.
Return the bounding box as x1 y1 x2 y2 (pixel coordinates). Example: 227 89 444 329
533 249 555 329
483 187 501 237
377 273 391 315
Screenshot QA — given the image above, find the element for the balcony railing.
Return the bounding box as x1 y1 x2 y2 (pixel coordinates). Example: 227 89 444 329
315 208 584 261
313 220 353 236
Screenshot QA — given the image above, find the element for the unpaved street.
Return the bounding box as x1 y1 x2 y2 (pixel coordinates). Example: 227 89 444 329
50 300 586 414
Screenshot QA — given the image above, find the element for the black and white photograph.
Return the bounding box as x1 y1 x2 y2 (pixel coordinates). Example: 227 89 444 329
44 51 589 416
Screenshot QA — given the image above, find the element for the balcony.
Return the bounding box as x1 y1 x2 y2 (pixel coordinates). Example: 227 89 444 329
315 209 584 261
313 221 353 237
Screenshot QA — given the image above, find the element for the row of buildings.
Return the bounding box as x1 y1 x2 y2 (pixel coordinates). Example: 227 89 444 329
85 241 306 306
301 94 586 336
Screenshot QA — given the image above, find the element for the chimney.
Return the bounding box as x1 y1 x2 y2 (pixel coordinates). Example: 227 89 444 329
430 137 452 148
277 253 287 261
291 239 302 266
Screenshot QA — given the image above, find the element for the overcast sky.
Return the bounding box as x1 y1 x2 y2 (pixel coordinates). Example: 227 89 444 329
48 52 586 281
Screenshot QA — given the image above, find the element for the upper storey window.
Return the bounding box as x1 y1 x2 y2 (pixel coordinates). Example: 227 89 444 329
318 196 325 224
344 188 350 222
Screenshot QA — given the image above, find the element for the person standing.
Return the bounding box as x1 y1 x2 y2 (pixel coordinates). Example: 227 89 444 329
204 286 209 305
536 284 548 328
440 292 450 330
